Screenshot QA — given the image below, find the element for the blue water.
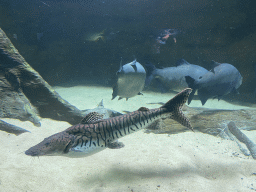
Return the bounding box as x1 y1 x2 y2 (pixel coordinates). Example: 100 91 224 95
0 1 256 191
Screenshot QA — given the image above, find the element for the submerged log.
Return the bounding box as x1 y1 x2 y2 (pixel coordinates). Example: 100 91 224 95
0 120 30 136
228 121 256 159
0 27 84 129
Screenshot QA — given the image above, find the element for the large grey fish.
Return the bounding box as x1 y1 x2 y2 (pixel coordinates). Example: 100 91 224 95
25 88 193 158
185 61 243 105
145 59 208 93
112 59 146 100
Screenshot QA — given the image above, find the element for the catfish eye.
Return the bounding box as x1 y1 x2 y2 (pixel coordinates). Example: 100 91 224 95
44 142 50 147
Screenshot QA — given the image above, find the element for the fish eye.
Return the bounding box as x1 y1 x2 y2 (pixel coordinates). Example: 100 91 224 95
199 76 202 79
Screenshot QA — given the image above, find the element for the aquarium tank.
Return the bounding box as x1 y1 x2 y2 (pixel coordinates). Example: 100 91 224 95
0 0 256 191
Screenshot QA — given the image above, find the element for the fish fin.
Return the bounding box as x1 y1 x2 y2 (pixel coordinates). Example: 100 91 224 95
131 62 138 72
185 76 197 104
230 88 239 94
187 89 196 105
97 99 104 108
211 60 221 67
107 141 125 149
118 97 123 100
138 107 150 111
210 60 221 73
175 59 189 66
70 148 82 152
126 98 128 101
138 92 143 95
161 88 193 131
209 68 216 74
197 89 210 105
112 84 118 100
80 112 104 124
185 76 195 88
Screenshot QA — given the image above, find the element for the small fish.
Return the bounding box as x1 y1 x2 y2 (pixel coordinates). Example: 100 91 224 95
185 61 243 105
112 59 146 100
85 30 105 42
13 34 17 40
145 59 208 93
25 88 193 158
40 1 50 7
153 29 179 53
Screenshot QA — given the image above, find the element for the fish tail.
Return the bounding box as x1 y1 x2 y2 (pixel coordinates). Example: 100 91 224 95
185 76 197 105
161 88 193 131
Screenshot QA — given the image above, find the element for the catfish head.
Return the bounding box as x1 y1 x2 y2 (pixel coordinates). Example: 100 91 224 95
25 132 74 157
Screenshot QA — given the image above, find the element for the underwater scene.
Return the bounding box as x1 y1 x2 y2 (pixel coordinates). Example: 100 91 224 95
0 0 256 191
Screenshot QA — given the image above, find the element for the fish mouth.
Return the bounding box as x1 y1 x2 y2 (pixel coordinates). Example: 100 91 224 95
25 148 46 156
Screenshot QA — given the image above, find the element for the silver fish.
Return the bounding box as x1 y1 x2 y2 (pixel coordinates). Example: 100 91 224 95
25 88 193 158
112 59 146 100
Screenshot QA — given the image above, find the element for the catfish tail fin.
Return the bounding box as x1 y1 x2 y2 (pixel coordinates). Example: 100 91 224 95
161 88 193 131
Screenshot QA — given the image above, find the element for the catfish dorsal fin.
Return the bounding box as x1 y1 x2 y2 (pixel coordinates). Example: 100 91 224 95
138 107 150 111
80 112 104 124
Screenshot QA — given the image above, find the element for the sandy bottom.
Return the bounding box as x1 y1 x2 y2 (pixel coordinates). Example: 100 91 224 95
0 86 256 192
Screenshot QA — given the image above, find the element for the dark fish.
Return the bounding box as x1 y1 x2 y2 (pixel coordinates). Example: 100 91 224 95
145 59 208 93
25 88 193 158
82 99 123 119
185 61 243 105
112 59 146 100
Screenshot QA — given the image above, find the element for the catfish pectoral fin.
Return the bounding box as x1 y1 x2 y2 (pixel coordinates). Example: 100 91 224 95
107 141 125 149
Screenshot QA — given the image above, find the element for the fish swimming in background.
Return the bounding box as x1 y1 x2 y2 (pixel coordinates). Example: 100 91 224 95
185 61 243 105
13 34 17 40
145 59 208 93
153 29 179 54
112 59 146 100
25 88 193 158
85 30 105 42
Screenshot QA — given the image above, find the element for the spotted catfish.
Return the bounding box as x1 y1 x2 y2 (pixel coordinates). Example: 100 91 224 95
25 88 193 158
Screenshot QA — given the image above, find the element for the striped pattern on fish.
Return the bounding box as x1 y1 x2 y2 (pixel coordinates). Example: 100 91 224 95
25 88 193 158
